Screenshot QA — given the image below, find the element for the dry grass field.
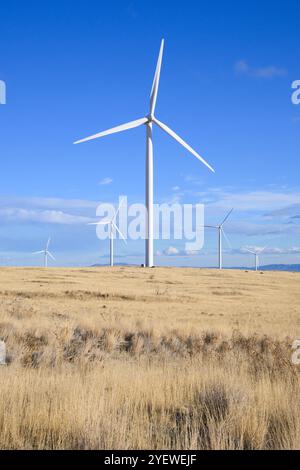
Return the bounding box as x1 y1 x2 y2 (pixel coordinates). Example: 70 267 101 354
0 266 299 450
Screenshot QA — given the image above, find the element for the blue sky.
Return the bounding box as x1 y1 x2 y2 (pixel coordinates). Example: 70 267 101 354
0 0 300 267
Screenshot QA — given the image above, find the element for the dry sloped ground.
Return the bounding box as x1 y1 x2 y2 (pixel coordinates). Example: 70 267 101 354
0 266 299 449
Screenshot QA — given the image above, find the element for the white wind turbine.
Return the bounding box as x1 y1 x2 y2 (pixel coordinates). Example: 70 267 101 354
244 247 266 271
89 200 126 267
33 237 55 267
205 208 233 270
74 39 215 267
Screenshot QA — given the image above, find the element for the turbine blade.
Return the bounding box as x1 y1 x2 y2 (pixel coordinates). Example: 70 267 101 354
113 222 127 244
88 220 110 226
222 228 232 250
244 248 256 255
46 237 51 250
153 118 215 173
74 118 148 144
150 39 164 116
32 251 44 255
113 197 125 222
47 251 55 261
204 225 218 229
220 208 234 227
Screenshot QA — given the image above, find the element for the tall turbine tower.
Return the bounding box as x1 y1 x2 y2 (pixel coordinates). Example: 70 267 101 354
89 200 126 267
74 39 215 267
205 209 233 269
245 247 265 271
33 237 55 267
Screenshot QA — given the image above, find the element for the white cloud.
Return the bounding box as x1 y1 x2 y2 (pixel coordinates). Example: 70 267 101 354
157 187 300 238
183 175 205 185
0 196 98 210
237 246 300 255
156 247 213 258
235 60 287 78
198 187 300 237
240 246 266 253
99 177 113 186
224 221 298 236
0 196 102 226
162 187 300 214
266 247 300 255
265 204 300 219
0 208 95 225
161 192 185 205
184 249 201 256
163 246 179 256
207 190 300 212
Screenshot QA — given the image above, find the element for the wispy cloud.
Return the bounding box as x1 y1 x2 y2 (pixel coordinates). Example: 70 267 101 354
126 2 138 19
264 204 300 219
183 175 205 185
157 246 203 257
99 177 113 186
235 60 287 78
234 246 300 255
207 189 300 212
0 196 99 225
163 246 179 256
158 186 300 238
200 187 300 237
164 186 300 213
220 221 300 237
0 196 98 211
0 208 95 225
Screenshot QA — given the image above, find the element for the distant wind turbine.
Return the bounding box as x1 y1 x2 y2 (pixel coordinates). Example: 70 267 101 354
33 237 55 267
74 39 215 267
89 200 126 267
244 247 266 271
205 208 233 270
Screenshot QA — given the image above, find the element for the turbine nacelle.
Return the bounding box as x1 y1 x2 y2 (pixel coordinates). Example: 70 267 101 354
204 208 233 270
244 246 266 271
32 237 55 267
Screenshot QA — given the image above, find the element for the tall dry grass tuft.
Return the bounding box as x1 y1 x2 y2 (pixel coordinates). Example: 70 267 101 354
0 321 299 449
0 266 300 449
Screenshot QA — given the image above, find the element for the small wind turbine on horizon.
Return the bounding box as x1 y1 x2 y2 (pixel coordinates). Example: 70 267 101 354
33 237 55 268
244 247 266 271
205 208 233 270
74 39 215 267
89 200 126 267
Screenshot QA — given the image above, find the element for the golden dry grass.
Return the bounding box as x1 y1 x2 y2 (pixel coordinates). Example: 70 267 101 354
0 266 299 450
